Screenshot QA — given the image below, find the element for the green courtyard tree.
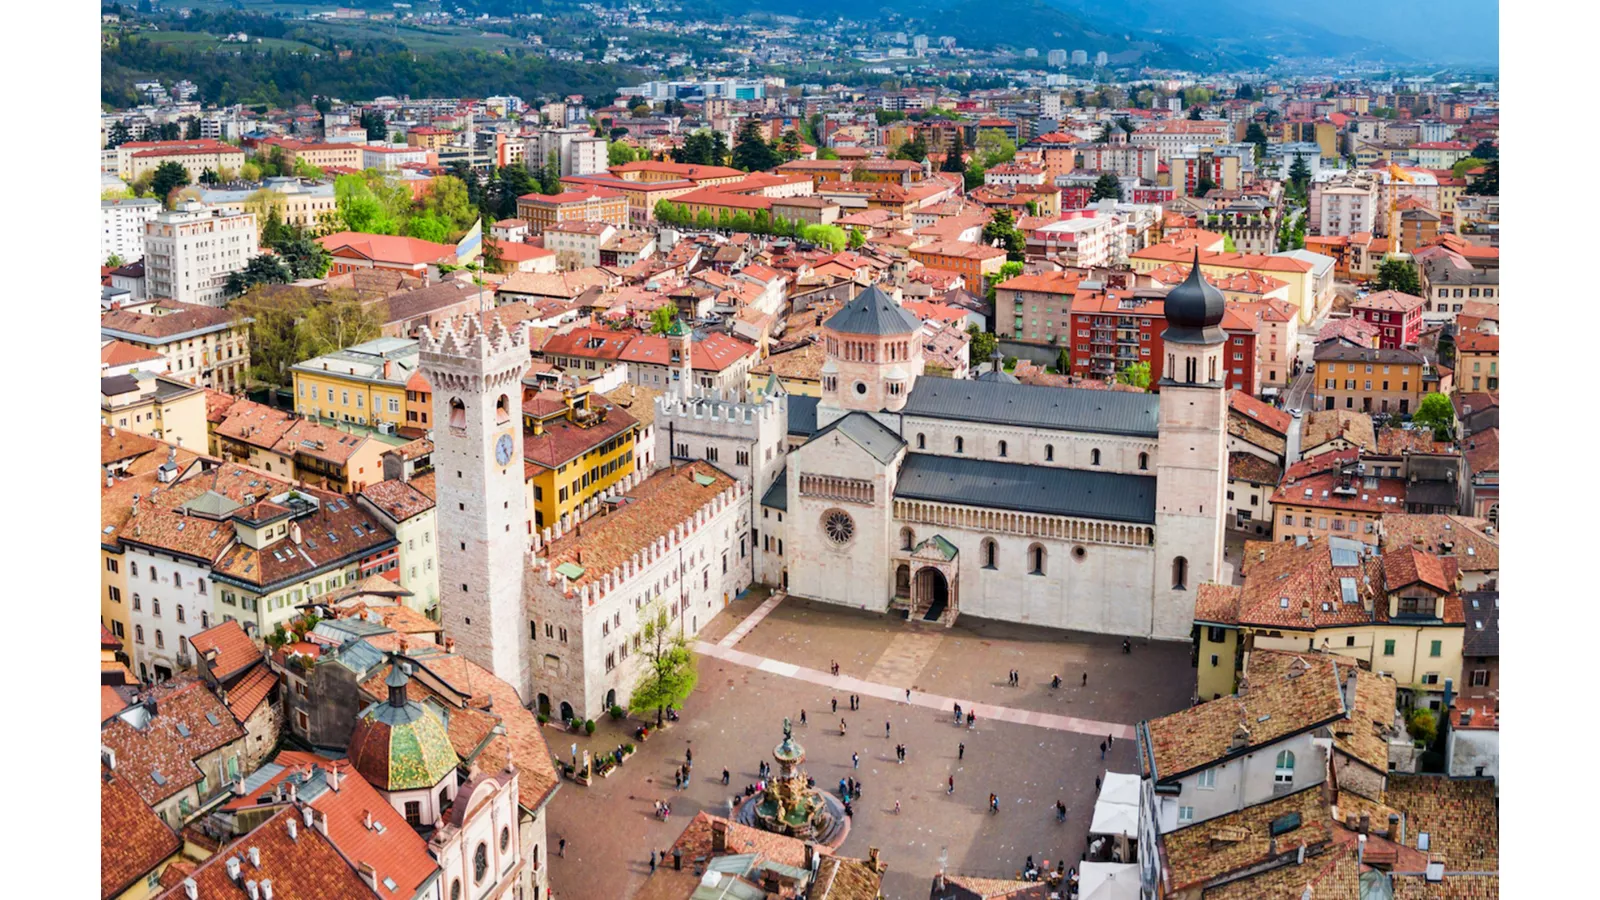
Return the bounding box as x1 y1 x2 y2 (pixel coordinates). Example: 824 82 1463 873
225 253 292 297
649 305 678 335
1288 154 1311 197
1372 256 1422 295
1465 159 1498 196
983 209 1026 261
628 601 698 726
1090 173 1122 201
732 119 781 172
967 325 998 364
941 129 966 173
1413 392 1456 439
1117 361 1152 390
150 161 191 207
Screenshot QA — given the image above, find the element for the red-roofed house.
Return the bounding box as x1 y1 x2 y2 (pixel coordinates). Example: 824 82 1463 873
318 232 462 277
515 188 629 234
1350 291 1426 348
189 619 281 770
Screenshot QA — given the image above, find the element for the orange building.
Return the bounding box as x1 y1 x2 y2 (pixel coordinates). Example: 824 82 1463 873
909 240 1009 284
515 187 630 235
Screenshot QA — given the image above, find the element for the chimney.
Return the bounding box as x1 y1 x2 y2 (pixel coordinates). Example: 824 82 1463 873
1358 813 1370 836
673 847 683 871
363 809 373 830
261 881 273 900
247 847 260 868
1230 723 1251 751
356 863 378 889
303 806 315 828
110 427 118 437
327 766 341 791
1357 834 1367 867
183 878 198 900
102 747 117 770
287 818 298 841
711 820 727 852
1296 842 1306 865
225 857 241 882
245 882 259 900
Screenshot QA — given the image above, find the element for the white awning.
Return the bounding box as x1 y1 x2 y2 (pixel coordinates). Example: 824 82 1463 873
1078 862 1139 900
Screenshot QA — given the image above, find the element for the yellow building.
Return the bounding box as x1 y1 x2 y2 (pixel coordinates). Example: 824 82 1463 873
1194 538 1466 709
522 388 640 531
291 337 419 432
101 372 208 453
100 301 253 394
1129 243 1329 325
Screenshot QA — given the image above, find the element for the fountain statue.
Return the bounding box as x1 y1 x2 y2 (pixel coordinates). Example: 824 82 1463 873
734 717 849 847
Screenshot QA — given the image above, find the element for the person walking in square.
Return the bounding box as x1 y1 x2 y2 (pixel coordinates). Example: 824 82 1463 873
948 775 955 794
559 838 567 857
800 709 807 726
840 718 847 736
832 697 838 714
650 850 657 873
722 768 730 786
958 742 965 760
905 688 911 700
885 720 891 739
989 793 999 814
852 751 860 769
1099 741 1107 760
1082 672 1088 687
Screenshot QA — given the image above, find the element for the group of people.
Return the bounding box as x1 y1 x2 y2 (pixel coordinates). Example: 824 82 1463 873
951 704 976 729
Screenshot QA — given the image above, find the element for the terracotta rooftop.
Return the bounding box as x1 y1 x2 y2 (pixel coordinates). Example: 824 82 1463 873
1270 470 1405 515
1158 786 1333 893
1249 650 1397 775
102 765 183 898
101 677 246 806
101 301 245 343
1384 775 1498 870
358 478 436 523
539 462 735 589
521 402 637 469
1228 452 1282 485
1300 410 1378 454
1353 290 1427 313
1142 657 1346 780
1229 391 1292 436
187 619 261 683
151 806 375 900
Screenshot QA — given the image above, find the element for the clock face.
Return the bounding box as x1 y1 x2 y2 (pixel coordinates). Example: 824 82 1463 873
495 433 515 466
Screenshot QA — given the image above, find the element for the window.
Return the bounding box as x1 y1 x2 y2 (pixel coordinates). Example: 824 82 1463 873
474 842 490 883
1028 544 1045 575
1090 448 1101 466
900 527 914 551
997 440 1008 458
176 605 185 623
106 557 119 574
130 561 138 578
1178 805 1194 824
449 398 466 429
1470 669 1489 687
155 629 165 649
955 436 964 454
1138 452 1148 470
135 625 145 644
404 801 422 827
981 539 998 569
1045 444 1054 461
1206 626 1227 643
1196 769 1216 789
1274 751 1295 783
501 826 511 853
1171 557 1188 591
451 881 462 900
916 433 926 449
1430 640 1442 657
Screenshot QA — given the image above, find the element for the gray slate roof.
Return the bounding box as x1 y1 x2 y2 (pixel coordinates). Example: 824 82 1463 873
822 285 921 336
901 378 1160 438
761 469 788 512
787 394 819 437
894 453 1157 524
1463 592 1498 657
811 411 906 465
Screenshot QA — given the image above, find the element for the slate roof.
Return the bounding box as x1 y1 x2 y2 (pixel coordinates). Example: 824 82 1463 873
895 453 1157 524
901 378 1160 437
760 470 787 512
811 412 906 465
1462 592 1498 657
787 394 820 437
822 284 922 336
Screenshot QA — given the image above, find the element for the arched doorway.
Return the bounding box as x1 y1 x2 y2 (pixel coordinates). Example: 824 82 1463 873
894 565 911 599
605 689 617 711
915 567 949 621
559 700 574 723
537 694 550 717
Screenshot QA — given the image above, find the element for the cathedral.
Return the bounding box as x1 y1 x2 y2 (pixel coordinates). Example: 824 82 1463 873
416 260 1230 721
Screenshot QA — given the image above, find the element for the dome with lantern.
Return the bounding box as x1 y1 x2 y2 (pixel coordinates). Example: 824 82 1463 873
1161 249 1227 345
347 661 458 792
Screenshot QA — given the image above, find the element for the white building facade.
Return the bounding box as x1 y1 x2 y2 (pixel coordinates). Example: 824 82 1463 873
102 198 161 264
143 203 257 306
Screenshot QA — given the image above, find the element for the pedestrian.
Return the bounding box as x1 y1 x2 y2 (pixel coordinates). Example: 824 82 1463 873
895 799 901 815
1099 741 1107 760
855 778 862 798
1094 775 1101 792
1052 674 1061 689
948 775 955 794
852 751 859 769
839 777 847 796
1122 638 1131 654
843 800 853 818
1107 733 1114 748
905 687 911 700
967 710 976 729
800 709 807 726
990 793 998 814
885 720 891 739
841 718 847 736
831 697 838 714
958 742 965 761
722 768 730 786
685 746 692 764
559 838 567 857
1082 672 1088 687
650 850 657 873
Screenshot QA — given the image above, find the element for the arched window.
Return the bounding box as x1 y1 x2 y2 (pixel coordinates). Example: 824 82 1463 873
135 624 144 644
474 842 489 883
201 611 210 628
176 605 185 623
955 436 964 454
1167 353 1175 376
916 433 926 449
173 572 182 589
451 880 462 900
1028 544 1046 575
130 561 138 577
1274 750 1295 783
900 527 915 551
1209 356 1217 382
495 394 511 424
155 629 165 649
1091 448 1102 466
500 826 511 853
1172 556 1188 591
998 440 1008 458
449 398 466 429
1045 444 1054 461
981 538 998 570
1138 452 1149 470
150 566 158 582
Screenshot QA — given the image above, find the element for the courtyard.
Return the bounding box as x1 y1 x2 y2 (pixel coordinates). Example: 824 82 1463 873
544 594 1194 899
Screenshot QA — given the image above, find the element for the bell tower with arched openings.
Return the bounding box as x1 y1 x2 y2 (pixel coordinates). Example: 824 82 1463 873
817 285 925 429
418 313 531 696
1150 251 1229 640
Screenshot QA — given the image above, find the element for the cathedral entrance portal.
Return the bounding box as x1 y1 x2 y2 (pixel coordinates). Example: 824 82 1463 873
914 567 949 621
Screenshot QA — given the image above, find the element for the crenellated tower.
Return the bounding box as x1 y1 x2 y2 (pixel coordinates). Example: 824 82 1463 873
417 314 531 696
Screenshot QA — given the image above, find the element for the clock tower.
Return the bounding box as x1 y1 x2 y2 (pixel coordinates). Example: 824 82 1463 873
418 313 531 696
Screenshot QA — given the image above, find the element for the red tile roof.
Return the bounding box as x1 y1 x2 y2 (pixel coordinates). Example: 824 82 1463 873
1229 391 1292 435
152 807 375 900
317 231 458 266
188 619 261 682
102 767 182 899
1352 290 1426 313
1381 546 1454 593
101 678 247 806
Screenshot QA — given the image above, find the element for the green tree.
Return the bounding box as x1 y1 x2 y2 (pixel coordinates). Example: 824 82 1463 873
628 601 698 726
184 117 201 140
1287 154 1311 198
1470 140 1497 161
1055 348 1070 373
105 253 125 268
1465 159 1497 196
847 228 866 249
541 149 562 195
800 224 847 252
359 108 387 143
649 305 678 335
1413 392 1455 439
297 295 382 360
276 236 331 279
106 120 132 149
941 129 966 173
1235 83 1255 100
1090 173 1122 201
732 119 780 172
1187 105 1204 121
892 134 928 163
982 209 1026 261
1244 122 1269 155
424 175 478 232
404 210 450 243
1221 233 1238 253
710 130 730 167
1406 708 1437 745
608 140 638 166
984 260 1024 305
1116 361 1152 389
967 325 997 364
1372 256 1422 295
150 161 191 207
225 253 292 297
1195 176 1217 198
1450 157 1487 179
973 129 1017 168
776 129 805 162
239 161 262 182
333 173 399 234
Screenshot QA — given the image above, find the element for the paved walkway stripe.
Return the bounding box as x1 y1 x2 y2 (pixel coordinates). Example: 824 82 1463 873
693 640 1136 741
717 590 787 647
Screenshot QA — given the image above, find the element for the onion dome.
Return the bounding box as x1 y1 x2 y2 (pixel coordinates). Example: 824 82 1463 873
1162 249 1227 345
347 662 458 792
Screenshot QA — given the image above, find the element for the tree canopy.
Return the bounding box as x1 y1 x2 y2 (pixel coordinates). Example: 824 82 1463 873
982 209 1026 262
150 161 191 207
1372 257 1422 295
1117 361 1152 390
1090 173 1123 201
732 119 781 172
628 601 697 725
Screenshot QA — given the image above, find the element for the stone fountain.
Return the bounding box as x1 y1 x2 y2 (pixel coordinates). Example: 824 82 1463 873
734 718 849 847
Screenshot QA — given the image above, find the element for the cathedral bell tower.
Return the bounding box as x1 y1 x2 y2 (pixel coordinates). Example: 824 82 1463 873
816 285 924 429
1150 251 1229 640
418 314 531 696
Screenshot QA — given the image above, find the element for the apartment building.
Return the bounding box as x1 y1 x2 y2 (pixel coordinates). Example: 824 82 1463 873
142 203 257 307
102 197 161 264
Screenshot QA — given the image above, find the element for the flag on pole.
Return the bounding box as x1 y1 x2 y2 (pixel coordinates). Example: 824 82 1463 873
456 217 483 263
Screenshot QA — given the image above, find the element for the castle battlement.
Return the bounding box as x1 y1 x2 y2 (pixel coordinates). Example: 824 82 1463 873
418 312 525 364
655 384 785 432
528 469 748 606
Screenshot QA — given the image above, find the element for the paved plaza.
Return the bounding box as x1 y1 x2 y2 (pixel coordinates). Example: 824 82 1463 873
545 593 1193 899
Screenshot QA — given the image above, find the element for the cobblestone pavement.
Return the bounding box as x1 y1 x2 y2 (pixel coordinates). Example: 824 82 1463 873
545 599 1192 899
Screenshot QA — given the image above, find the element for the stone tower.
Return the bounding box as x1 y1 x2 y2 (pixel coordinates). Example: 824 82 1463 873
418 314 530 695
816 284 925 429
1150 253 1229 640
